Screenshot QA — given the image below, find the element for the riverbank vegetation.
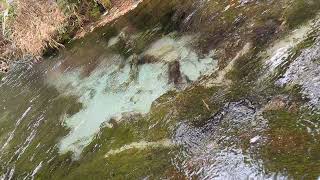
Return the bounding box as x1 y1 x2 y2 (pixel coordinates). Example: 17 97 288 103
0 0 111 63
1 0 320 67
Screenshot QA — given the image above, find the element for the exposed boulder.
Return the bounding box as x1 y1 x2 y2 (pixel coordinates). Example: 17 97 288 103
138 54 159 64
168 60 181 85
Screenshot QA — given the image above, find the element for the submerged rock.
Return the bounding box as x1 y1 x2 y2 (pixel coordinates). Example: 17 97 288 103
138 54 159 64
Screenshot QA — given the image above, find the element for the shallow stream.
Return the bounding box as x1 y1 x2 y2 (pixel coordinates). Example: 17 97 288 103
1 0 320 179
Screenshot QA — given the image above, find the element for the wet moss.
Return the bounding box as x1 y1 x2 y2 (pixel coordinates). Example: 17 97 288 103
251 19 282 47
174 86 222 124
36 102 175 178
187 0 286 59
37 152 75 179
3 0 320 178
153 90 178 104
83 86 221 150
127 0 180 31
107 27 163 59
251 59 320 178
260 110 320 179
66 148 175 180
0 112 14 144
285 0 320 29
66 100 83 117
226 51 264 101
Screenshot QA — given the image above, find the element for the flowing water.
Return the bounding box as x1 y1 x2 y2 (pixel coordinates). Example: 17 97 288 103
1 0 320 179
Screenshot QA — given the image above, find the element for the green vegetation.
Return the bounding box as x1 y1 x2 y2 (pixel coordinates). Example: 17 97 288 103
261 109 320 179
285 0 320 29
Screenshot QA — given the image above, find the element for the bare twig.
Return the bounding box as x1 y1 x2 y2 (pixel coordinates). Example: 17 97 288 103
202 99 210 111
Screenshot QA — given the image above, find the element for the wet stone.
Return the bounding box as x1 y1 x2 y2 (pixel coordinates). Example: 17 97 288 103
138 54 159 64
172 99 267 179
203 99 257 132
277 36 320 107
168 60 182 85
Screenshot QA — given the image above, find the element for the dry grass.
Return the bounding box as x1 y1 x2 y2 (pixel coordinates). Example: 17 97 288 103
8 0 66 57
0 32 12 72
1 0 118 61
0 30 14 59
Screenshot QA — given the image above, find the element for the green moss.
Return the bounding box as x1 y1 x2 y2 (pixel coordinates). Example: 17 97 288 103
250 67 318 178
222 8 238 24
126 0 180 31
34 91 176 178
285 0 320 29
174 86 222 124
63 148 175 180
37 152 74 179
5 0 320 178
100 0 112 9
226 51 264 101
0 112 12 140
89 4 102 20
66 101 83 117
260 110 320 179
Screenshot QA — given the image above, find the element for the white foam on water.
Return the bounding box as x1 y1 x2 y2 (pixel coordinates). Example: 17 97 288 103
144 35 218 81
264 24 312 72
277 36 320 107
57 61 172 156
47 35 218 156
